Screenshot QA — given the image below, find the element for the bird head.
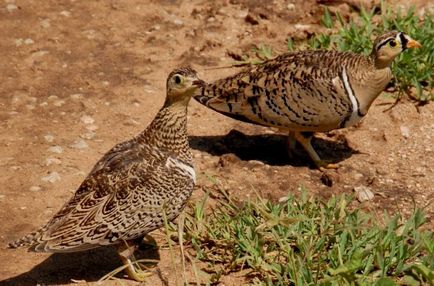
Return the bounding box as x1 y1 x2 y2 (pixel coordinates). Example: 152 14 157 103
372 31 421 68
165 66 204 106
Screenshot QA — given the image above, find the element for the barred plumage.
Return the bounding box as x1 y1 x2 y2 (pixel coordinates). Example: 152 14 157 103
10 66 204 281
194 31 421 169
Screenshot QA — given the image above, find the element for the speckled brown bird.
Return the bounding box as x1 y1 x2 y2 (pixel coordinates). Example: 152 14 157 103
9 67 204 281
194 31 421 169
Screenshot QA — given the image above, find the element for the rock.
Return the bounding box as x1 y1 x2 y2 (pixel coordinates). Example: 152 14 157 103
32 50 49 57
353 173 363 180
24 38 34 45
6 3 18 12
80 115 95 125
70 139 88 150
400 126 410 138
86 125 98 131
53 100 65 107
42 171 61 183
173 19 183 26
353 186 374 202
29 186 42 192
60 10 71 17
45 157 61 166
80 131 95 140
48 145 63 154
70 93 84 100
40 19 51 28
44 134 54 142
287 3 295 10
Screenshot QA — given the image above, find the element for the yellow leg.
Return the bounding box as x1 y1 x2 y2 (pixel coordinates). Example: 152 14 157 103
293 131 338 171
116 241 152 281
287 131 297 159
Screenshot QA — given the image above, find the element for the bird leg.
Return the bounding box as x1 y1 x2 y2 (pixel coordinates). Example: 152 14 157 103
293 131 338 171
116 240 152 281
286 131 297 159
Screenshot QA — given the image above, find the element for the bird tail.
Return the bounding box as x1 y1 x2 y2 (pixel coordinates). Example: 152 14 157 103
8 230 43 249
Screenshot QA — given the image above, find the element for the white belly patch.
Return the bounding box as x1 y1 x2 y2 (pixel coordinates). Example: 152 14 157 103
165 157 196 183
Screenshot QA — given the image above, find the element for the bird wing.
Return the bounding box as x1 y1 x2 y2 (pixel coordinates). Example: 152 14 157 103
197 54 353 131
31 146 194 252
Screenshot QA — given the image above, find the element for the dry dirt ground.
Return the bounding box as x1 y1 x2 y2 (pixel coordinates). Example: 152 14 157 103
0 0 433 285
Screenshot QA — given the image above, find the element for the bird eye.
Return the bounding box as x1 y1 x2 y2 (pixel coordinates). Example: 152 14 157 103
389 40 397 47
174 75 182 85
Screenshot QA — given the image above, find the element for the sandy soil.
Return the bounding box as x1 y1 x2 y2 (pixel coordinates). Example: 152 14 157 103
0 0 432 285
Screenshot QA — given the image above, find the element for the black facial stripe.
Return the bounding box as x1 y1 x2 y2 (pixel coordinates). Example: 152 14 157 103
399 32 408 50
376 38 394 51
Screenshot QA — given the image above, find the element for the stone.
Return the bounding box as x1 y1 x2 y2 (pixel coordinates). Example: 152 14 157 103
29 186 42 192
45 157 61 166
400 126 410 138
44 134 54 142
41 171 61 183
48 145 63 154
80 115 95 124
70 139 88 150
353 186 374 202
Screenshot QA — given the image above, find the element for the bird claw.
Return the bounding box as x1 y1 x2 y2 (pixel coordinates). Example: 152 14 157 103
125 267 153 282
316 160 339 171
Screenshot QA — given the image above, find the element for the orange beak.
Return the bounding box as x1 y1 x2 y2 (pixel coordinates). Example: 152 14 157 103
407 39 422 49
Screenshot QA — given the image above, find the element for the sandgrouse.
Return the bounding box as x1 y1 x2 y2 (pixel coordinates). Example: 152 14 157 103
194 31 421 169
9 67 204 281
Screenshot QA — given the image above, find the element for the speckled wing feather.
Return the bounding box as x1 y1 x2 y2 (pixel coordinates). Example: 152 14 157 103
18 142 194 253
195 51 372 132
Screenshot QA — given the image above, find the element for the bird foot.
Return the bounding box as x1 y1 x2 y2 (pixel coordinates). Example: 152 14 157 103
315 160 339 171
124 265 153 282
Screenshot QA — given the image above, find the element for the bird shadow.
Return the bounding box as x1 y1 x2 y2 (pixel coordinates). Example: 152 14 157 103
189 129 357 168
1 246 160 285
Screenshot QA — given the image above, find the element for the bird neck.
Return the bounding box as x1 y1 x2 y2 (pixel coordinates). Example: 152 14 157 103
370 52 394 69
351 56 393 114
138 103 191 162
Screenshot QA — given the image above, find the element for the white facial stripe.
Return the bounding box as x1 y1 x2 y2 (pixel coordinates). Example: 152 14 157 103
165 157 196 183
341 67 361 127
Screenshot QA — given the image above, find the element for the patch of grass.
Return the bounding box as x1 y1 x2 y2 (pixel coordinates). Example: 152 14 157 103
306 3 434 101
179 188 434 285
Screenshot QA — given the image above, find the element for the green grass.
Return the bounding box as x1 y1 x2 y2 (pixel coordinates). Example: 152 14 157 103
243 2 434 102
175 187 434 285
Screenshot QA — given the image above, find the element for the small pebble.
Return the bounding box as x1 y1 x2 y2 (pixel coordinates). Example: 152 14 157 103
44 134 54 142
29 186 42 192
45 157 61 166
40 19 51 28
6 3 18 12
53 100 65 107
60 10 71 17
86 124 98 131
173 19 183 26
353 186 374 202
70 93 83 100
48 145 63 154
400 126 410 139
80 115 95 125
41 171 61 183
24 38 34 45
80 131 95 140
70 139 88 150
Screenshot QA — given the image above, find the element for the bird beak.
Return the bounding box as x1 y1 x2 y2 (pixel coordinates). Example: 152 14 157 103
406 39 422 49
192 79 205 87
